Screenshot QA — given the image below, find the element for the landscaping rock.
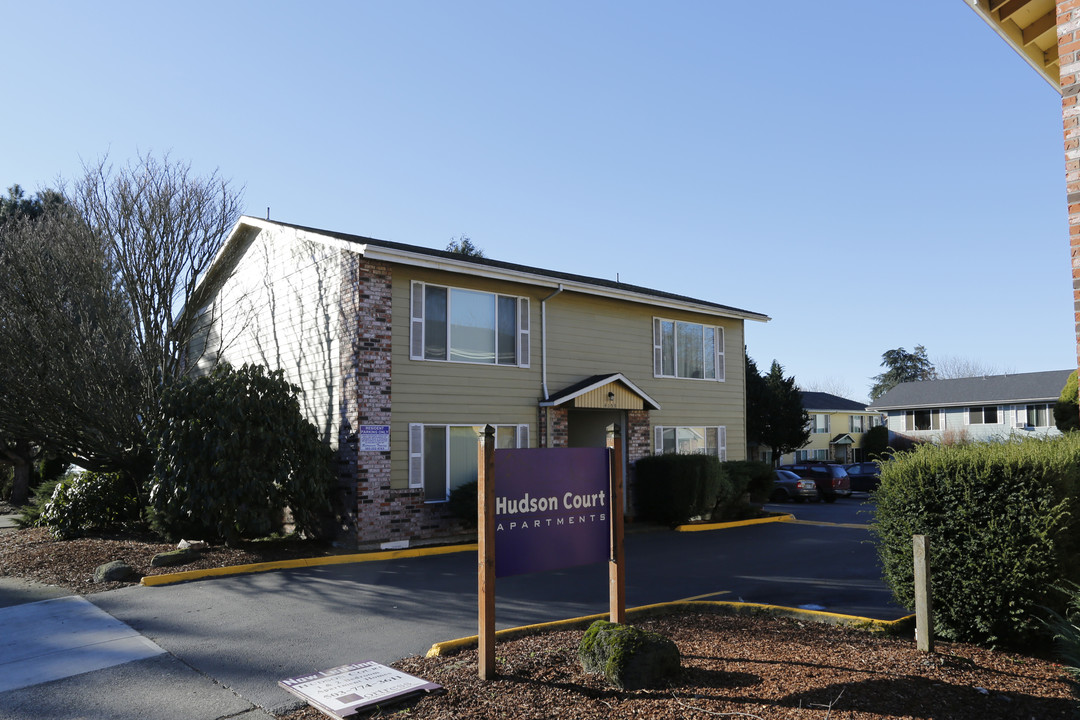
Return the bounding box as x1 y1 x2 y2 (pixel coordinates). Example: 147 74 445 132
150 548 201 567
93 560 135 583
177 539 208 551
578 620 681 690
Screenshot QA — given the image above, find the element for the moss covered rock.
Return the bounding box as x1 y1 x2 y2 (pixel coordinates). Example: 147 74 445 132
578 620 680 690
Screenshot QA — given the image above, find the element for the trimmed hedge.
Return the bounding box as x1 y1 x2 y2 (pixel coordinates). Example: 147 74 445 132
872 435 1080 648
635 454 725 525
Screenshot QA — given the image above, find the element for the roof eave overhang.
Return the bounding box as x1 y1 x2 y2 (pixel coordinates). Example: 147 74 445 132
872 397 1059 411
965 0 1061 92
539 372 662 410
361 244 770 323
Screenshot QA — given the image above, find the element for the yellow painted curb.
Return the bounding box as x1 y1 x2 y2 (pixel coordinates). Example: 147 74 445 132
674 514 795 532
140 543 478 587
425 601 914 658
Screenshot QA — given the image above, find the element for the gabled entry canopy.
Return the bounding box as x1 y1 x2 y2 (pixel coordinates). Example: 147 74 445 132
540 373 661 411
829 433 855 446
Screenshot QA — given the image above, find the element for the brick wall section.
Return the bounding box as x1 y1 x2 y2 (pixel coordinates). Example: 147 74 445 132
1060 0 1080 372
339 254 471 547
539 406 569 447
625 409 651 517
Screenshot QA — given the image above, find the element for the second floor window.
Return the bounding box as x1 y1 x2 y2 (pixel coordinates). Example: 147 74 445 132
652 318 725 381
810 414 829 434
411 282 530 366
849 415 865 433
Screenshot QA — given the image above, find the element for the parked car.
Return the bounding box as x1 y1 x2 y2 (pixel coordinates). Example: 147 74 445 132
778 463 851 502
769 469 819 503
843 462 881 492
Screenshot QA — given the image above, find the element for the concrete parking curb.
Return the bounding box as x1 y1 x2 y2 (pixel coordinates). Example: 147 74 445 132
424 601 915 658
674 514 795 532
140 543 478 587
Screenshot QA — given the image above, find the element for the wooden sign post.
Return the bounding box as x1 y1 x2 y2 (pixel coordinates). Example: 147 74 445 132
608 424 626 624
913 534 934 653
478 425 496 680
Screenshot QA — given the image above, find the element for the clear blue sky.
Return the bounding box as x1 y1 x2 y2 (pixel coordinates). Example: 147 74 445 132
3 1 1073 402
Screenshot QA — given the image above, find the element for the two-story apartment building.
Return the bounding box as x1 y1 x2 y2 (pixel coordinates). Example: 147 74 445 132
774 392 882 466
186 217 769 548
867 370 1072 445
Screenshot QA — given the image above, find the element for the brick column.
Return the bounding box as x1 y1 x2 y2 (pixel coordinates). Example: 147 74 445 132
1059 1 1080 375
539 406 569 447
625 410 652 518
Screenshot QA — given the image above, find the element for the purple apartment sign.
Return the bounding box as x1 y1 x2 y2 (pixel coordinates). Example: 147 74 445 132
493 447 610 577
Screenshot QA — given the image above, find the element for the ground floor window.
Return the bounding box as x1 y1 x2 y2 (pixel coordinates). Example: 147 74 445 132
654 426 726 460
967 406 999 425
409 424 529 502
905 409 941 431
795 449 829 461
1024 404 1052 427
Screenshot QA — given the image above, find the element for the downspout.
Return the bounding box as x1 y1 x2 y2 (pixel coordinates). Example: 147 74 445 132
540 284 564 401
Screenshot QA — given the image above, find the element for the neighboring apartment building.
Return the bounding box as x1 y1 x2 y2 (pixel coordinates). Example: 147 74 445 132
774 392 881 466
186 217 769 548
866 370 1072 445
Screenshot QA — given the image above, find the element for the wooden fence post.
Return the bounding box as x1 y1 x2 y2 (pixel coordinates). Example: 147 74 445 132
913 534 934 653
478 425 496 679
609 424 626 624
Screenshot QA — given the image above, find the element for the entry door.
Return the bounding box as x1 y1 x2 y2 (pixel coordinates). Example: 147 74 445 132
567 409 627 508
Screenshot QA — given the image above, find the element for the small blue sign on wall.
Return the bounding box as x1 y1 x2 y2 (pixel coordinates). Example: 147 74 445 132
494 447 610 577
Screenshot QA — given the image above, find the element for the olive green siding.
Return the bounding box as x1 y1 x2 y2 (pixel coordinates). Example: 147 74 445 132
545 293 745 459
388 266 543 489
386 266 747 488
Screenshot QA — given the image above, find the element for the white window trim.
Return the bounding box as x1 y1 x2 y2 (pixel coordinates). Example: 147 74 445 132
653 425 727 461
410 281 530 368
408 423 530 502
652 317 725 382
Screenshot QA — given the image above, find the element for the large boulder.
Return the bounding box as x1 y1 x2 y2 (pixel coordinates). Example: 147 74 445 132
93 560 135 583
578 620 681 690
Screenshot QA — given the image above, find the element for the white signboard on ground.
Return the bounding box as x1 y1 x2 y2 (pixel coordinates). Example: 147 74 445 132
280 661 441 719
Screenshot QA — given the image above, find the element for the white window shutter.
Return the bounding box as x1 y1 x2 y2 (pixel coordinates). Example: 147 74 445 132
410 282 424 360
654 426 664 454
1016 406 1028 427
718 426 727 461
715 327 725 382
518 298 530 368
517 424 529 448
408 424 424 489
652 318 663 377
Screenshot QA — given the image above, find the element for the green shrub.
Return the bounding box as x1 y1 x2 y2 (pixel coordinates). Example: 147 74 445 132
448 481 478 527
861 425 891 459
37 471 142 539
1042 582 1080 702
17 477 64 528
722 460 774 503
148 362 334 543
872 436 1080 648
634 453 725 525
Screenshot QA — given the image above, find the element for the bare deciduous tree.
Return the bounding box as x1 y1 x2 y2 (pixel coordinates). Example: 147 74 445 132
0 154 244 494
933 355 1014 380
71 152 243 391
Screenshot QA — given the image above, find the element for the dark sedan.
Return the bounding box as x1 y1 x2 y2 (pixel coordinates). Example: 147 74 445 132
843 462 880 492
